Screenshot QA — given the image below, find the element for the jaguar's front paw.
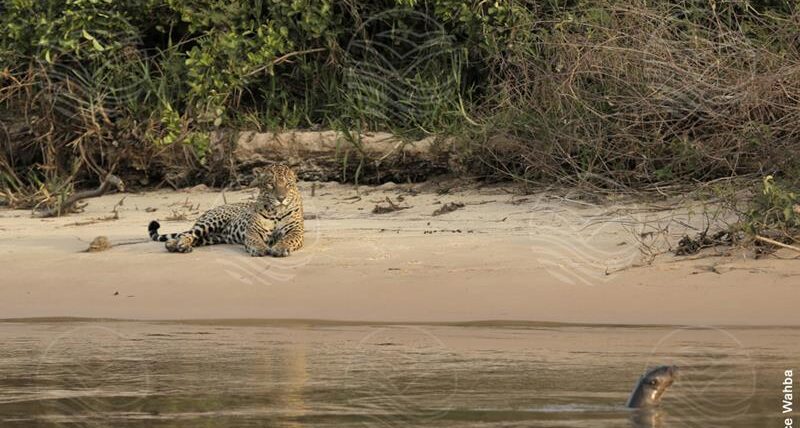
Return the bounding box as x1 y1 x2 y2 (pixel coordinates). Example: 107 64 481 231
247 247 269 257
267 246 290 257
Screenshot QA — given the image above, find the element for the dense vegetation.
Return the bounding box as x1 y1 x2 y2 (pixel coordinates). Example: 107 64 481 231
1 1 798 207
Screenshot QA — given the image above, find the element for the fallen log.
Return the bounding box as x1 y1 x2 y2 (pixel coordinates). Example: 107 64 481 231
213 131 454 184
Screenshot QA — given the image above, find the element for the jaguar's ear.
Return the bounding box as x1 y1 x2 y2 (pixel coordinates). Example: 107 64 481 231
250 167 265 187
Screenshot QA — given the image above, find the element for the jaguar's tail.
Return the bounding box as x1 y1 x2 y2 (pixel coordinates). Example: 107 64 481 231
148 220 177 242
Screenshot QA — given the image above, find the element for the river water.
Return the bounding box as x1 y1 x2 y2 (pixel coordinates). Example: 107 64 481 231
0 321 795 427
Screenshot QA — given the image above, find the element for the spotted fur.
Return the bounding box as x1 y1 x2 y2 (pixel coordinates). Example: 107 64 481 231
148 164 304 257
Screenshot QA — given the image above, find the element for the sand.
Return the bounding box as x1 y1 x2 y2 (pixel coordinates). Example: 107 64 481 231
1 181 798 325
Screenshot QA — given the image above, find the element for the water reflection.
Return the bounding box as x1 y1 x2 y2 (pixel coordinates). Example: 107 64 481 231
277 344 308 428
629 408 665 428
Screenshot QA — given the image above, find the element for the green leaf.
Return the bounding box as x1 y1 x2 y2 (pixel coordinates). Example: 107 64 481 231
82 29 105 51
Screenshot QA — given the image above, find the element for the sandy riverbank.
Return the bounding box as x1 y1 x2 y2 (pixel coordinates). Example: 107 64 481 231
1 180 798 325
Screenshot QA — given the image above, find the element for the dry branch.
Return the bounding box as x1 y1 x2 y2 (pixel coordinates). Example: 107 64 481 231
755 235 800 254
33 175 125 218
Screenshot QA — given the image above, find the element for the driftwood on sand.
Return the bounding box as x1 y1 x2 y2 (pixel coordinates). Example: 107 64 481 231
34 175 125 218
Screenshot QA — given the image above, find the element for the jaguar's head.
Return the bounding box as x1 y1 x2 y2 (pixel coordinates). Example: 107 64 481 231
254 164 298 207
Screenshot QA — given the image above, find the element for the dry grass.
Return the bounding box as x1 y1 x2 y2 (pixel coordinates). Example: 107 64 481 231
468 1 800 190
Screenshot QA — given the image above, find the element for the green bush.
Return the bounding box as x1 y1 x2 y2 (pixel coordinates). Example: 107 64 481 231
1 0 799 198
743 176 800 239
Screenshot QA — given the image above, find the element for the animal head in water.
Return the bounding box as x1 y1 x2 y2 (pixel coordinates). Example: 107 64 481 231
254 164 298 207
626 365 678 408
